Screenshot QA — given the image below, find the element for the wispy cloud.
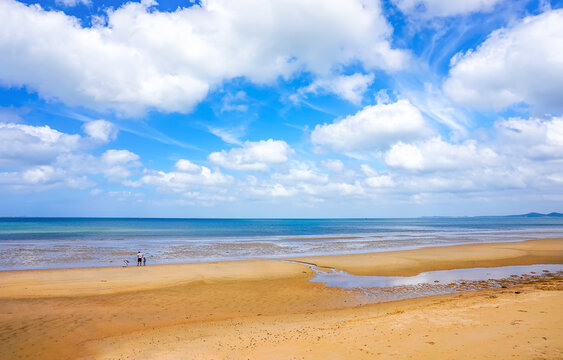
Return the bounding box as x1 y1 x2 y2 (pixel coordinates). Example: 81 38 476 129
208 126 244 145
60 111 202 151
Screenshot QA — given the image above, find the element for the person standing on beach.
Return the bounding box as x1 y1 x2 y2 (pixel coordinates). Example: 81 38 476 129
137 251 144 266
143 255 146 266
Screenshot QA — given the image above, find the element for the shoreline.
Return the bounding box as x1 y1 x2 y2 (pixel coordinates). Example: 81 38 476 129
3 217 562 272
1 236 562 273
0 238 562 359
1 238 561 298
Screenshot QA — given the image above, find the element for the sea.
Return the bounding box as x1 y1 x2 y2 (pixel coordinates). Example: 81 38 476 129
1 217 562 271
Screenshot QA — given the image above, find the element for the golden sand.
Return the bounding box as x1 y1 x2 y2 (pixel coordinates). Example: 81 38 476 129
0 238 562 359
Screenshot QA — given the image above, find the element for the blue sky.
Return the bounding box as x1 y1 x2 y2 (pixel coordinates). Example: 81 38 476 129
1 0 562 217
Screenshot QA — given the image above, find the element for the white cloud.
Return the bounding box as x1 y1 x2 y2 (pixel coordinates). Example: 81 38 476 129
444 9 563 112
0 120 141 191
495 116 563 160
90 188 102 196
384 137 499 171
100 149 139 165
107 191 144 203
180 191 236 206
384 142 424 170
0 122 81 167
0 0 408 116
248 183 297 198
298 73 375 105
83 120 118 143
319 159 344 172
174 159 201 173
208 127 244 145
360 164 378 177
247 178 365 199
133 161 232 192
311 181 365 196
209 139 294 171
392 0 502 18
0 154 97 190
361 165 395 188
100 149 141 180
237 161 370 201
55 0 91 7
311 100 432 154
0 105 29 123
18 164 93 189
47 150 141 184
365 174 394 188
22 165 56 184
272 167 329 184
398 82 469 137
220 91 249 113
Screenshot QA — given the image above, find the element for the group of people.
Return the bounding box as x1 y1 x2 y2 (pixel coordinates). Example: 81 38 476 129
137 251 146 266
123 251 147 267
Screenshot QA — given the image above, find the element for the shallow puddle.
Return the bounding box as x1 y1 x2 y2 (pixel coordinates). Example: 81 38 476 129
310 264 563 288
305 263 563 303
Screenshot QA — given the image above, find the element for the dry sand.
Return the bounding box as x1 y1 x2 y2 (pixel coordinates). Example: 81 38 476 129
0 238 562 359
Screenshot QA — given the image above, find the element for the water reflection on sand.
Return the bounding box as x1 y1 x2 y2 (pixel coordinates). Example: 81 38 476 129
307 263 563 303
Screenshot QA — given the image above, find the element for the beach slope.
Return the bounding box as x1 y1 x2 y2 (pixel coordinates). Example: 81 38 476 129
0 238 561 359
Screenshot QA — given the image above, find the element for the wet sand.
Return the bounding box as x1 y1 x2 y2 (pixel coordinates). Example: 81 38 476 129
0 238 562 359
291 237 563 276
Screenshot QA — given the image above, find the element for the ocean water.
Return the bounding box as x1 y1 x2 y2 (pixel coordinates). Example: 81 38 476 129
0 217 562 270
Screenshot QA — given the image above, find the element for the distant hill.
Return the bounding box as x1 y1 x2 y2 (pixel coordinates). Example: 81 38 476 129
512 212 563 217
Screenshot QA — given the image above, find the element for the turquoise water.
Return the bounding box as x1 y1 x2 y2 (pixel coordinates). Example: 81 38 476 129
1 217 562 270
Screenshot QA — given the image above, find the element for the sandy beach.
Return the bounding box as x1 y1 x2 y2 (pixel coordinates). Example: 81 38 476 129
0 238 562 359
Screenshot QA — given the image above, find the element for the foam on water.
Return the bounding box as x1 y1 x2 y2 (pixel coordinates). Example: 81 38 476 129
1 217 562 270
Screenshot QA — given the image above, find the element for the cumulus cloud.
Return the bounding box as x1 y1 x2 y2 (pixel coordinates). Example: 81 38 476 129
298 73 375 105
235 161 370 201
45 149 141 184
319 159 344 172
311 100 432 154
392 0 502 18
272 167 329 184
132 159 232 192
361 165 395 188
13 164 93 190
247 182 297 198
384 137 499 171
0 121 141 191
0 0 408 116
444 9 563 112
209 139 294 171
55 0 91 7
365 174 394 188
83 120 118 143
246 178 365 199
174 159 201 173
100 149 141 180
495 116 563 160
305 181 365 197
0 122 81 167
22 165 57 184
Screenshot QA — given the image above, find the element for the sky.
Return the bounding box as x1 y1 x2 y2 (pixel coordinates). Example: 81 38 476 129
0 0 562 218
